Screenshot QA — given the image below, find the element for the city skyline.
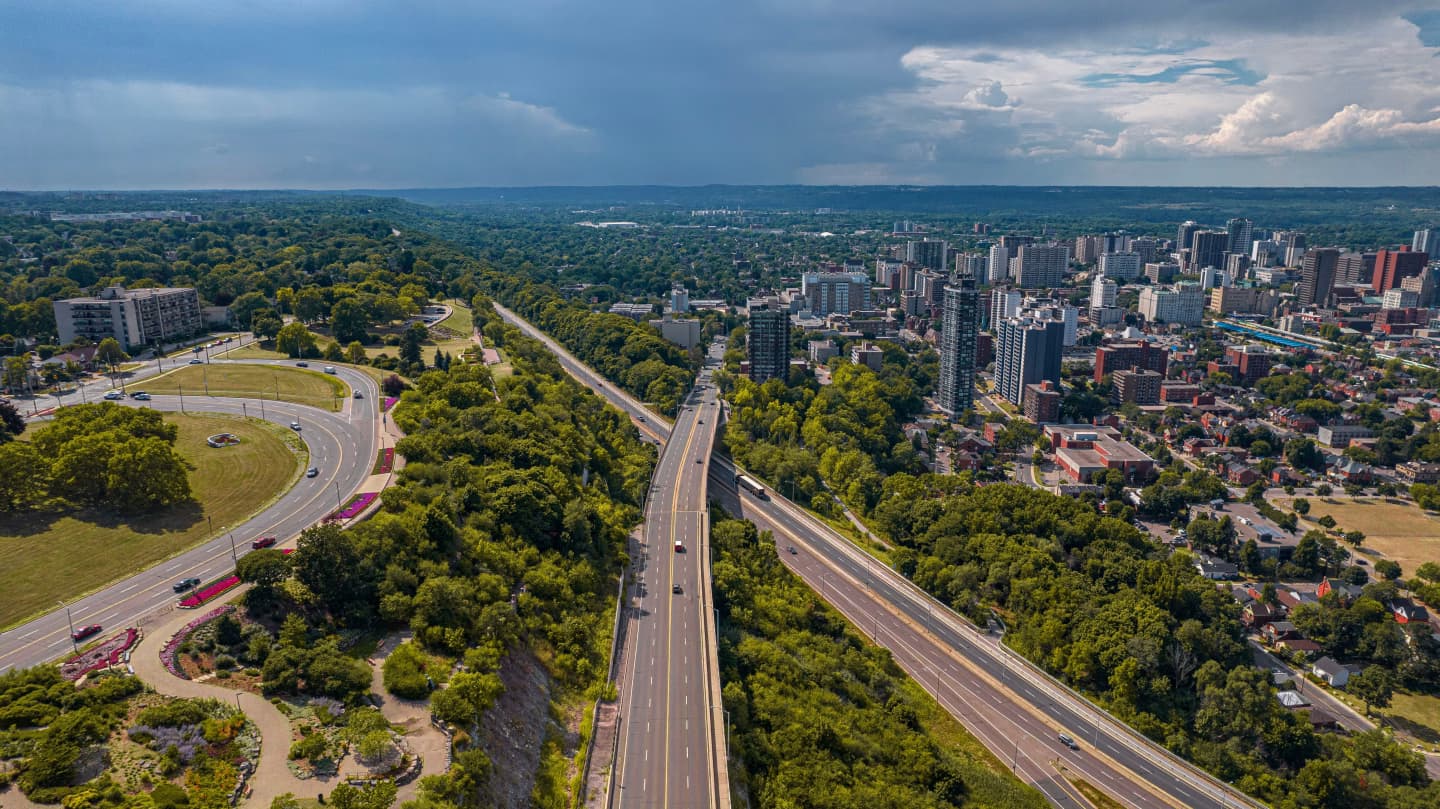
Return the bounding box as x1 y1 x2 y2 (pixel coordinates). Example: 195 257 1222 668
6 2 1440 189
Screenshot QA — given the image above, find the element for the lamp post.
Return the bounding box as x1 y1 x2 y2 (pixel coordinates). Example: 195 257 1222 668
227 530 238 564
58 600 77 651
334 481 343 510
178 383 184 413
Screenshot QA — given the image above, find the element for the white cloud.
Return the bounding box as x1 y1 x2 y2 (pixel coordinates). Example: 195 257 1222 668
864 14 1440 170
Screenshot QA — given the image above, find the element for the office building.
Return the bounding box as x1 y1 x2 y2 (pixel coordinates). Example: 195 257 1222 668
1099 252 1142 280
1199 267 1231 290
1414 228 1440 256
1371 248 1429 293
1023 300 1079 346
669 285 689 314
1225 218 1253 256
957 252 988 280
1138 284 1205 326
1101 232 1131 254
1014 244 1068 288
1094 341 1168 383
649 317 701 349
1074 236 1101 264
936 275 981 416
1131 237 1161 264
1277 232 1307 266
1223 345 1273 386
906 239 949 271
989 288 1023 330
1176 221 1203 252
1210 286 1279 316
994 314 1065 405
801 271 870 316
988 244 1012 283
54 285 202 350
1189 230 1229 272
874 259 903 290
1225 253 1251 278
1023 381 1063 424
1251 239 1284 267
1296 248 1340 307
1384 288 1420 310
1145 262 1179 284
1090 276 1117 313
746 300 791 383
1336 252 1376 286
1112 369 1163 405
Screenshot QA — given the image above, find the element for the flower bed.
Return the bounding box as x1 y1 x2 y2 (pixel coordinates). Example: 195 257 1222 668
161 605 234 679
60 627 139 680
327 492 377 522
372 447 395 475
382 396 398 412
178 575 241 609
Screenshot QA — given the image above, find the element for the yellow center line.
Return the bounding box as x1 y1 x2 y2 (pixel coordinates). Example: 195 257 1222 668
663 407 702 809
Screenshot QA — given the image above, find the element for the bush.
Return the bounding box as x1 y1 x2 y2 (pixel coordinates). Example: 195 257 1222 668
382 643 431 700
136 699 211 728
151 782 190 809
213 654 236 670
289 733 327 761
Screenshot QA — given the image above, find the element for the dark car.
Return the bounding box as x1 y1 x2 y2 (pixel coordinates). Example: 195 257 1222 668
672 584 682 595
71 624 102 642
251 536 278 550
306 467 319 478
1058 733 1078 750
172 577 202 593
296 361 309 367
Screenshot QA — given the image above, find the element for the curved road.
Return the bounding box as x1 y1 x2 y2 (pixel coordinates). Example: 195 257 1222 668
0 353 381 673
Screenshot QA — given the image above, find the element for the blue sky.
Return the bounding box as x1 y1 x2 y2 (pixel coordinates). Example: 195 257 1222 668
3 1 1440 189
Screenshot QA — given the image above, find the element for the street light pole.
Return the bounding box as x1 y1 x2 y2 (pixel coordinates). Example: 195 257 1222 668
334 481 343 509
227 530 237 564
58 600 77 651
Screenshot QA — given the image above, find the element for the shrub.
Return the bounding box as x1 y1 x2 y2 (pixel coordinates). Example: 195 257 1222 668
213 654 236 670
150 782 189 809
289 733 327 761
382 643 430 700
135 700 210 728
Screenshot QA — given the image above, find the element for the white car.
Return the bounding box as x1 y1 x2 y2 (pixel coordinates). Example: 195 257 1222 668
103 391 124 400
289 422 301 431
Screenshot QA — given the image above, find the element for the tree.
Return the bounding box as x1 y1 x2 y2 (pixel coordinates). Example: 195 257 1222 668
323 342 344 362
275 322 318 358
1315 483 1333 497
292 523 371 620
329 780 397 809
3 355 29 392
400 322 427 369
1375 559 1402 580
1293 497 1310 516
1317 515 1337 530
1348 666 1395 716
1285 438 1325 472
295 287 327 323
251 309 283 343
0 399 24 442
331 298 370 344
346 341 368 365
0 441 47 509
227 292 270 332
96 337 128 382
236 548 292 602
1343 530 1365 548
382 374 407 397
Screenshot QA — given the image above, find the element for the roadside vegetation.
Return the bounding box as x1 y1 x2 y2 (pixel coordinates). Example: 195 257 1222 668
144 365 348 412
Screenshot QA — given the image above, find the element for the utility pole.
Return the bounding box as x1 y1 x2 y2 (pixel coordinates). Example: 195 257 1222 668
58 600 77 651
227 530 238 564
178 383 184 413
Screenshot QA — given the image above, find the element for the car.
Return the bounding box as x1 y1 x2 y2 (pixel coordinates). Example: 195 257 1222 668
695 458 703 464
324 366 336 374
698 418 704 424
71 624 102 642
172 577 202 593
1058 733 1078 750
103 391 124 400
786 546 796 554
188 358 203 365
306 467 319 478
353 391 364 399
672 584 683 595
131 392 151 401
637 416 646 422
296 361 309 368
289 422 301 431
251 536 278 550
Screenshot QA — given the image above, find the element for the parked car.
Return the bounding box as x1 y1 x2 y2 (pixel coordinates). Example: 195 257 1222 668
306 467 319 478
251 536 278 550
296 361 309 368
103 391 124 400
71 624 102 642
172 577 202 593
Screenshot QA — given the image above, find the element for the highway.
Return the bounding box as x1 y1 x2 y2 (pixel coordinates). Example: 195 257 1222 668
0 354 381 673
492 303 1263 809
613 370 726 808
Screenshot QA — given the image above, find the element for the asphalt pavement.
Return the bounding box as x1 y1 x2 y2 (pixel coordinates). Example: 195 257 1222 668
0 351 380 673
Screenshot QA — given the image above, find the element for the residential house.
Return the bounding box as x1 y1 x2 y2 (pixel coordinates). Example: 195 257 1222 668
1329 457 1373 484
1263 621 1301 643
1227 463 1262 486
1391 598 1430 625
1316 577 1364 604
1313 656 1353 688
1243 601 1286 628
1194 556 1240 580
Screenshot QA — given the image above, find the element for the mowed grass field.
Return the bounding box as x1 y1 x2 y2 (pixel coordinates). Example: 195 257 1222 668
1278 496 1440 572
146 364 348 411
437 300 474 335
0 413 305 627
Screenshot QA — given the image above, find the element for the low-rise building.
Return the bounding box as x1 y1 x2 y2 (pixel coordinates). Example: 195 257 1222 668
1045 424 1155 483
54 285 202 350
808 339 839 364
1397 462 1440 484
850 342 884 371
1112 369 1162 405
1023 380 1062 424
1317 424 1373 448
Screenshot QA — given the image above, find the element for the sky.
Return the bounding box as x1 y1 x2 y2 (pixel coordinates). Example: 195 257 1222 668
5 1 1440 189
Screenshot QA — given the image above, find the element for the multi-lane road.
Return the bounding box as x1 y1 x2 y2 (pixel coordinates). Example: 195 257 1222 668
493 302 1261 809
613 371 726 808
0 352 380 673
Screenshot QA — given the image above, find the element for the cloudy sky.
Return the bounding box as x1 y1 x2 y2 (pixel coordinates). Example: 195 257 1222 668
5 1 1440 188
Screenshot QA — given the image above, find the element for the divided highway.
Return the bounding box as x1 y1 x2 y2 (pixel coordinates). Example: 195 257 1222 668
493 303 1262 809
0 358 380 673
613 372 727 808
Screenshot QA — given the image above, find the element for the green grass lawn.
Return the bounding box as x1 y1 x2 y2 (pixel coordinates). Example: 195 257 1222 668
0 413 305 628
437 300 474 335
146 364 348 411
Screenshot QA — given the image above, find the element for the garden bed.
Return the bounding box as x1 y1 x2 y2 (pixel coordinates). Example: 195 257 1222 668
282 697 351 779
372 448 395 475
327 492 377 522
177 574 241 608
61 628 139 680
161 606 234 679
383 396 398 412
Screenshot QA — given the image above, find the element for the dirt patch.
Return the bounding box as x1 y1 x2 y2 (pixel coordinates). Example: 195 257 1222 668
476 649 553 809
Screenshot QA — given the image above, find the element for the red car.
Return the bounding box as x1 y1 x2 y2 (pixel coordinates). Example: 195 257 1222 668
71 624 102 642
251 536 278 550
